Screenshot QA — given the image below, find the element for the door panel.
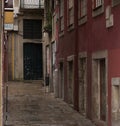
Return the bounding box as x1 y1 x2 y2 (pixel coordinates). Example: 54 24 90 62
100 59 106 121
23 43 43 80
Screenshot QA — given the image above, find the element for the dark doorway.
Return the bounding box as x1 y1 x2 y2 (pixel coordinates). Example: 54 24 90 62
23 43 43 80
100 59 106 121
59 62 64 99
68 60 74 105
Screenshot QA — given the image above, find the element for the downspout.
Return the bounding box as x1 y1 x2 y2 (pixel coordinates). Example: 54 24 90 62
54 0 59 97
1 0 4 125
74 0 79 111
107 0 112 126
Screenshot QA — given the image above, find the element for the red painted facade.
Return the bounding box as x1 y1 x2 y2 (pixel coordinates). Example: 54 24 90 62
57 0 120 126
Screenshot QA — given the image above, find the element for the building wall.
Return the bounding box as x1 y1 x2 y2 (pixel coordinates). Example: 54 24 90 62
5 0 44 80
57 0 120 126
13 13 44 80
43 0 58 94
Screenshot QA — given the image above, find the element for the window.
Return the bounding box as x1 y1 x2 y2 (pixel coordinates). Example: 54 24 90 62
68 0 74 27
59 0 64 32
78 0 87 18
78 0 87 25
93 0 102 9
112 0 120 6
92 0 104 17
4 0 13 9
23 19 42 39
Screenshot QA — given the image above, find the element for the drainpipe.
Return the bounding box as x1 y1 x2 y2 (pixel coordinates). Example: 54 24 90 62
74 0 79 111
54 0 59 98
107 0 112 126
1 0 4 125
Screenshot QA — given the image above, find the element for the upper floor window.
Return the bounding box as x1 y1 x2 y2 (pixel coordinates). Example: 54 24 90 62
78 0 87 25
67 0 74 27
112 0 120 6
59 0 64 32
92 0 104 17
23 19 42 39
4 0 13 9
78 0 87 18
93 0 102 9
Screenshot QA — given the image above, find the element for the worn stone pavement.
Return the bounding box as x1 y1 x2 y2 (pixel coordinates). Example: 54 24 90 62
4 81 95 126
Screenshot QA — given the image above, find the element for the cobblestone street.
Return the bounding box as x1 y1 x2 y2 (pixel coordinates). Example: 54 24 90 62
4 82 95 126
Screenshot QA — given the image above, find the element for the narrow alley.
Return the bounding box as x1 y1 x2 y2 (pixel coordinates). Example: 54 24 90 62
4 82 94 126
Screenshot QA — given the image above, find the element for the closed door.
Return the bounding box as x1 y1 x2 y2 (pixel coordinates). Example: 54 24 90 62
23 43 43 80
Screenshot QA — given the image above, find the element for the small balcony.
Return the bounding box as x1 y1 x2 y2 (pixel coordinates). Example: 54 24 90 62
20 0 44 10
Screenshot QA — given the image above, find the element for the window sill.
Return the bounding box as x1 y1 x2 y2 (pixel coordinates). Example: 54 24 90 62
67 24 74 32
92 5 104 17
93 5 102 11
112 1 120 7
59 31 64 37
78 16 87 26
23 39 42 43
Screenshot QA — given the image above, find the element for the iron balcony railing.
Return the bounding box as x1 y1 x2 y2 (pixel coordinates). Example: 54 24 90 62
20 0 44 9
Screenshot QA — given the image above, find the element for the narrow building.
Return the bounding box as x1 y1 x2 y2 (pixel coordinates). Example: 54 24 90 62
43 0 58 93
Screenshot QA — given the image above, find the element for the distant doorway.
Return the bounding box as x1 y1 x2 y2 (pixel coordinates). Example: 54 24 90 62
67 60 74 105
23 43 43 80
59 62 64 99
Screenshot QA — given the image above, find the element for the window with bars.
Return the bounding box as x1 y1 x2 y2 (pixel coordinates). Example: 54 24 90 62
59 0 64 32
68 0 74 27
23 19 42 39
78 0 87 19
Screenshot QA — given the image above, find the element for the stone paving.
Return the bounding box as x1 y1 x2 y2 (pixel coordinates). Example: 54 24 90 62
4 81 95 126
